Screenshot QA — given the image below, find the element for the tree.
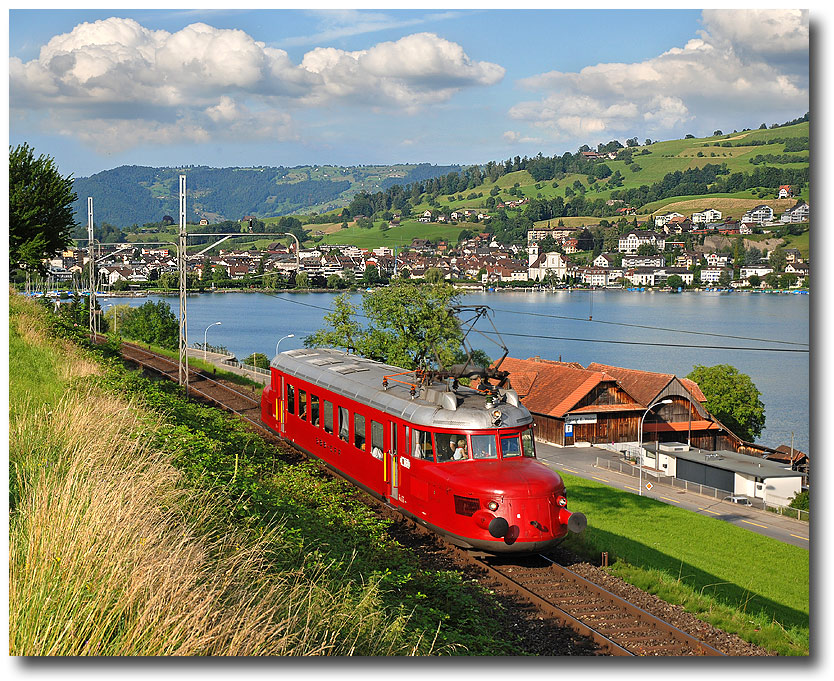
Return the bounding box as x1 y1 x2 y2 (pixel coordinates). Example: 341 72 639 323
686 364 765 442
747 274 761 288
666 274 684 290
305 281 462 371
9 143 78 275
118 300 180 351
243 352 270 369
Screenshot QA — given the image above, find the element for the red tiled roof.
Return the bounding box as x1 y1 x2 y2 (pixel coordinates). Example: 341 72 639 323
499 357 623 418
586 363 705 404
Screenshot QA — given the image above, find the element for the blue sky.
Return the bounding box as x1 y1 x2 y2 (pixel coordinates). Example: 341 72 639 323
8 7 810 179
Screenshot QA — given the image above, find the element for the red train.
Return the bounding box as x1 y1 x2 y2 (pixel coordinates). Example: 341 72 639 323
261 347 586 553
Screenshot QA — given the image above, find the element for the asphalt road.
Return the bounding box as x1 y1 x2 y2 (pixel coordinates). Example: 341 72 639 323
535 441 810 550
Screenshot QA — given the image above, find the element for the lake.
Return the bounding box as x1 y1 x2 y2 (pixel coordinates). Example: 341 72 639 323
103 289 810 454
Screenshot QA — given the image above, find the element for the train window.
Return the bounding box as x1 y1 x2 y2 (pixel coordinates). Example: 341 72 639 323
521 429 536 458
412 429 434 461
471 434 498 460
323 401 333 434
310 394 320 426
338 406 349 442
435 433 468 463
354 413 366 450
287 384 295 415
298 390 307 420
370 421 384 459
391 424 398 455
500 434 521 458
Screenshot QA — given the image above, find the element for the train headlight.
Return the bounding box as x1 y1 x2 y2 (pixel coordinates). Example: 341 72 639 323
487 500 499 511
556 496 568 507
491 408 502 425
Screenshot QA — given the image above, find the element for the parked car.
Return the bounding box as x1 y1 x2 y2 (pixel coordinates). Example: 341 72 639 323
723 495 753 506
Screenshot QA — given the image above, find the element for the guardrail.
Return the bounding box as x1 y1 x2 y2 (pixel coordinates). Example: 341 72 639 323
595 456 809 521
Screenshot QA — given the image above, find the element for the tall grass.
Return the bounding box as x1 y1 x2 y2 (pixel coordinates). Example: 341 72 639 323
9 294 426 656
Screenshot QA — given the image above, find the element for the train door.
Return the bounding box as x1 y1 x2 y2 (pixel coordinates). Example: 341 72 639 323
387 420 399 502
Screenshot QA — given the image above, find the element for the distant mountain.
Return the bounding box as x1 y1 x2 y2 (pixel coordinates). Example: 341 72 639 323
71 163 462 228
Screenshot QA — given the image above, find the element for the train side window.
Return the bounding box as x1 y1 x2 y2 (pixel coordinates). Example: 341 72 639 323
298 389 307 420
521 429 536 458
323 401 333 434
412 428 434 461
338 406 349 442
310 394 320 426
436 433 468 462
370 421 384 459
287 384 295 415
354 413 366 450
471 434 498 460
500 434 522 458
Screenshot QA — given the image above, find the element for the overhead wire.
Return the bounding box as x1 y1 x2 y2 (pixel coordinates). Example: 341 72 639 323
262 291 808 354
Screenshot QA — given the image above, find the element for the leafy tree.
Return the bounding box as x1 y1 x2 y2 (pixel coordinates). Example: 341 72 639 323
243 352 270 369
764 272 781 288
780 272 798 289
9 143 78 275
118 300 180 351
295 271 310 289
425 267 445 283
788 490 809 511
305 282 462 371
666 274 684 289
718 270 732 287
686 364 765 442
747 274 761 288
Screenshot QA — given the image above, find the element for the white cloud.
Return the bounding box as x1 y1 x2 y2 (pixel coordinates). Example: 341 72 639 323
10 18 503 150
509 9 808 143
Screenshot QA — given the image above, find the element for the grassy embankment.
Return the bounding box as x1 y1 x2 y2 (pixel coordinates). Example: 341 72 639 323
8 293 526 656
559 474 809 655
10 292 809 655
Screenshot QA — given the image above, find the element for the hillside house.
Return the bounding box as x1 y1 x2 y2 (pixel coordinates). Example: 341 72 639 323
781 201 809 223
778 185 794 199
618 230 666 254
654 212 684 228
705 253 732 268
622 254 665 269
739 264 773 280
656 267 695 286
700 267 731 284
742 205 774 224
692 208 723 224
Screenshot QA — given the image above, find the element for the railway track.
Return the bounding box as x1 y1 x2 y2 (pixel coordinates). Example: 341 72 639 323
117 341 725 657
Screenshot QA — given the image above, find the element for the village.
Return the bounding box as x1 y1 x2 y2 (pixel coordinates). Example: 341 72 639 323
41 189 809 292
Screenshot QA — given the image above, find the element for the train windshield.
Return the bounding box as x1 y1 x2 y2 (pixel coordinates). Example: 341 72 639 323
435 433 469 462
521 428 536 458
500 434 521 458
471 433 498 460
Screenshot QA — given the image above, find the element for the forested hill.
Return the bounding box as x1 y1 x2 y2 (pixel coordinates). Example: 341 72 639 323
71 163 462 228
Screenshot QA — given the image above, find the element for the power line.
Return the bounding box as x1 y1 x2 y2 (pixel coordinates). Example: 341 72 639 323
487 306 809 347
264 293 808 353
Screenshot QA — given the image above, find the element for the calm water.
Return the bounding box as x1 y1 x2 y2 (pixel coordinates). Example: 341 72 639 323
105 289 810 453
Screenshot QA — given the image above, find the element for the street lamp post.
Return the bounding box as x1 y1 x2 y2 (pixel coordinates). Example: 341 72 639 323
638 398 673 496
276 333 295 357
204 321 222 361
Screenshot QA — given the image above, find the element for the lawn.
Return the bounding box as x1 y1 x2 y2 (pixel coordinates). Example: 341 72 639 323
560 472 809 654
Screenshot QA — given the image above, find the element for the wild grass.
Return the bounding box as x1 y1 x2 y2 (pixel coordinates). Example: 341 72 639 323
9 293 426 656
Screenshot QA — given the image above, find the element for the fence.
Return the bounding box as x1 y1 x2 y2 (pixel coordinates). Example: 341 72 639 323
190 344 271 380
595 456 809 522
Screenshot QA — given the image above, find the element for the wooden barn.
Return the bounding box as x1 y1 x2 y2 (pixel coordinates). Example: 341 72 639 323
586 363 740 451
498 357 645 446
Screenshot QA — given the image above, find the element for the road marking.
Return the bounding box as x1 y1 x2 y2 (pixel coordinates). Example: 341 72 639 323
660 496 680 503
562 467 579 473
698 508 721 515
625 486 638 491
592 476 607 482
741 519 768 529
790 534 809 542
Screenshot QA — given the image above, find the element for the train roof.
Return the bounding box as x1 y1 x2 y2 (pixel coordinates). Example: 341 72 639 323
272 347 532 431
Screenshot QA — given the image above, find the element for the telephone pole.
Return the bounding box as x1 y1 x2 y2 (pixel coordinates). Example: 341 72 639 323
178 175 189 394
87 197 97 342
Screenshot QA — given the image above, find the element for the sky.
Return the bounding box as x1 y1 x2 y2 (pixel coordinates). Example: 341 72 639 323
7 5 812 179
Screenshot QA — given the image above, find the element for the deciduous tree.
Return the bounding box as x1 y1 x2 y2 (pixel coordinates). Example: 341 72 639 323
686 364 765 442
9 144 77 275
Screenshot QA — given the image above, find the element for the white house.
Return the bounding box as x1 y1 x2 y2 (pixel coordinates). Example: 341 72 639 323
739 264 773 280
528 250 570 281
705 253 732 268
742 205 774 224
700 267 731 284
654 212 684 227
781 201 809 224
617 230 666 254
692 208 722 224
